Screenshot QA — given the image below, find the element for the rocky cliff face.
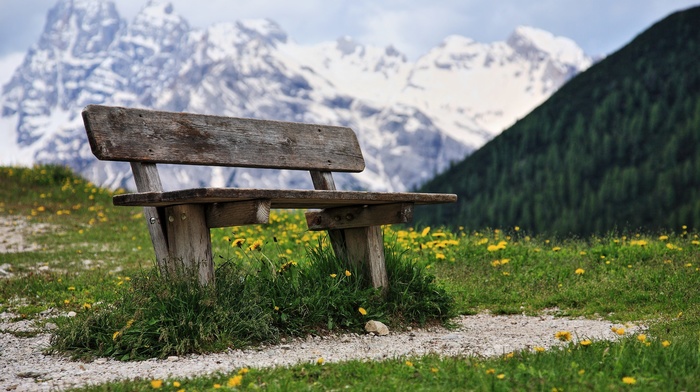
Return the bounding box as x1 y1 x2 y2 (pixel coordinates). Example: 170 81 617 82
0 0 592 192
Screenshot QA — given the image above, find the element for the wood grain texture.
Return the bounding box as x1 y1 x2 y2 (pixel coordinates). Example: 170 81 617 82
165 204 214 286
309 169 349 273
130 162 170 276
344 226 388 290
113 188 457 208
305 203 413 230
310 170 337 191
83 105 365 172
205 199 271 228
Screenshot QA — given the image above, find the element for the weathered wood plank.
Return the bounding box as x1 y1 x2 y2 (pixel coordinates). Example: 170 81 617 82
113 188 457 208
310 170 337 191
130 162 170 277
165 204 214 286
344 226 388 289
205 199 271 228
305 203 413 231
83 105 365 172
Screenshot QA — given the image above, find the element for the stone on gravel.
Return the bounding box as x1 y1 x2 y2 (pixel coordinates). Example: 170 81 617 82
365 320 390 336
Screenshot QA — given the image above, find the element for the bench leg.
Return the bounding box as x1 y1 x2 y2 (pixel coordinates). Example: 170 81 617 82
165 204 214 286
141 206 170 277
329 226 388 291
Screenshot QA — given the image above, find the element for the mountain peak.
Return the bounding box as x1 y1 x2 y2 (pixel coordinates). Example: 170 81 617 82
336 36 362 55
236 19 287 44
132 0 185 29
143 0 175 15
507 26 590 66
39 0 121 54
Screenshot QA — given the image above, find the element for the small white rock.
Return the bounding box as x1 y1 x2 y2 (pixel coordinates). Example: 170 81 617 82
67 311 77 318
364 320 389 336
167 356 179 362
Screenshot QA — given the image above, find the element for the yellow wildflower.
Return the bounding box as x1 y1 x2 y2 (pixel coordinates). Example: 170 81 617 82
213 383 221 389
622 376 636 385
172 381 181 387
580 339 592 346
112 331 122 340
150 379 163 389
238 368 249 375
430 367 439 373
485 368 496 375
248 239 263 251
421 227 431 236
330 274 337 278
317 357 325 365
232 238 245 247
662 340 671 347
497 374 505 380
575 268 585 275
405 360 414 367
358 307 367 316
534 346 546 352
345 270 352 277
659 235 669 241
637 334 647 343
555 331 572 341
487 241 507 251
227 375 243 387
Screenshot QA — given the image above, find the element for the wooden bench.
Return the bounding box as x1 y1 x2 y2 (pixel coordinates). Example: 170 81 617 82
82 105 457 289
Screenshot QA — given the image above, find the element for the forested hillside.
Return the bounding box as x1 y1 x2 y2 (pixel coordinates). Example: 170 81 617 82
417 6 700 235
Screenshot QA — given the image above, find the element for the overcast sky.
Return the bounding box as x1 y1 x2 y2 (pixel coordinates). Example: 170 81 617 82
1 0 699 60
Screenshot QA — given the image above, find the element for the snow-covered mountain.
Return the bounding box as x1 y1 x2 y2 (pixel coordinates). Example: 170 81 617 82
0 0 592 192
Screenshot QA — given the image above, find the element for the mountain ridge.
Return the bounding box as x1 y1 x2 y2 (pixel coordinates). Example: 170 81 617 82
416 5 700 235
0 0 592 192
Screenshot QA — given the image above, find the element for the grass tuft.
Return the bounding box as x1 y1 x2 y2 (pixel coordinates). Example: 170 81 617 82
49 238 454 360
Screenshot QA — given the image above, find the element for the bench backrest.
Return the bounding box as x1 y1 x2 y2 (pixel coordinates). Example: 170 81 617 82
82 105 365 172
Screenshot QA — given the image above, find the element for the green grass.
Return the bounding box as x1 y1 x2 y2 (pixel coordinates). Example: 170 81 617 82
70 337 700 391
1 165 699 390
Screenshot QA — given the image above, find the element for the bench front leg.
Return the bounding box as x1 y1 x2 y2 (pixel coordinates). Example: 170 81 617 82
165 204 214 286
341 226 388 290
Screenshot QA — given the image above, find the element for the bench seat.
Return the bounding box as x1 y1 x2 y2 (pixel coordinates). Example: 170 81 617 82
114 188 457 208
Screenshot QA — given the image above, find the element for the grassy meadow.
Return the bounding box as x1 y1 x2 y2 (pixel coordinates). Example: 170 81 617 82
1 165 699 391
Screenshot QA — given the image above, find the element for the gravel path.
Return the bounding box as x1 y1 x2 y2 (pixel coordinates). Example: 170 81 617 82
0 215 51 258
0 312 643 391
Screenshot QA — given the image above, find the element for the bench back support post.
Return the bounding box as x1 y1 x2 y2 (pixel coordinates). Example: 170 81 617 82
310 171 389 291
131 163 171 277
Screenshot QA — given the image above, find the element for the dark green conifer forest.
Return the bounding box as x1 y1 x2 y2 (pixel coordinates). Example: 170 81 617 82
417 6 700 236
